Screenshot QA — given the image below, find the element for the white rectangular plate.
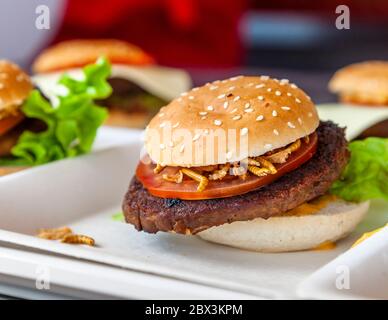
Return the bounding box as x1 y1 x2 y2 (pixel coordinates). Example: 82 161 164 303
0 118 387 299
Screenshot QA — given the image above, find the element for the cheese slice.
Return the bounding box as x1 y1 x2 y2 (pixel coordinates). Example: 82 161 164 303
32 64 192 102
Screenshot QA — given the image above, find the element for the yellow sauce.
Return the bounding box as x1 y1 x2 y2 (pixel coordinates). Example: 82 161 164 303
313 241 336 251
352 223 388 248
281 194 338 217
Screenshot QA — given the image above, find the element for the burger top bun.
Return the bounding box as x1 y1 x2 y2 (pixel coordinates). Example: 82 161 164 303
33 39 155 73
145 75 319 167
0 60 32 120
329 61 388 105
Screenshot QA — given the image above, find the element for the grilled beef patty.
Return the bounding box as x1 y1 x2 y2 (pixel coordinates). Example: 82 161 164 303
123 121 349 234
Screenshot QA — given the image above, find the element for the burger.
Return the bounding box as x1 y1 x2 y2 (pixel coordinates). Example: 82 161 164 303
329 60 388 138
32 39 192 128
0 60 33 176
122 75 371 252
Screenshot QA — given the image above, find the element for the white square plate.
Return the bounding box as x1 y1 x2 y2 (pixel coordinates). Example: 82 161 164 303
0 109 387 299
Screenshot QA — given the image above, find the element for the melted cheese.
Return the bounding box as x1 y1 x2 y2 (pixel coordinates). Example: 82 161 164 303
352 223 388 248
282 194 338 217
313 241 336 251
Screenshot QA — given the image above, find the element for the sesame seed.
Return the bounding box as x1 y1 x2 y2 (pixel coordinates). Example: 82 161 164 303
226 151 233 160
273 129 279 136
255 84 265 89
244 103 250 108
267 88 272 92
308 112 313 117
295 98 301 103
280 79 289 84
260 75 269 80
221 80 227 83
230 108 238 113
16 74 24 82
287 121 295 128
209 85 218 90
287 92 292 97
232 115 242 121
291 84 298 89
275 90 281 96
247 83 254 87
244 108 254 113
272 110 278 117
228 86 235 90
179 144 185 153
188 96 194 100
233 96 240 102
193 133 201 141
264 143 273 150
181 92 188 96
0 83 4 89
204 129 209 135
207 105 214 111
201 116 207 120
307 95 311 101
256 115 264 121
169 141 174 147
214 119 222 126
281 106 290 111
258 96 264 101
241 127 248 136
199 111 208 116
298 117 303 124
160 122 166 128
223 101 229 109
177 97 183 102
192 87 199 91
160 143 166 150
158 112 165 117
173 122 180 128
217 94 226 99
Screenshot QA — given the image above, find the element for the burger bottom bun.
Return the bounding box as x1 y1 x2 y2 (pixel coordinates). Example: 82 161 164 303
197 199 370 253
104 109 151 129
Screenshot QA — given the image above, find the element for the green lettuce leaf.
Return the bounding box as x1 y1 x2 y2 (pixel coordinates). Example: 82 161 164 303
330 137 388 202
0 57 112 166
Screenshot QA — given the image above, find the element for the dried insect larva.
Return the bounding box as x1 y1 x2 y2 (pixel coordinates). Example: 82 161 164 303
62 234 95 246
248 165 271 177
37 226 72 240
162 170 183 183
153 163 165 174
209 164 230 181
181 168 208 192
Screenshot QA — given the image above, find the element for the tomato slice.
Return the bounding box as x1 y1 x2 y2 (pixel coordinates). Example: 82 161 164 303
136 133 318 200
0 113 24 136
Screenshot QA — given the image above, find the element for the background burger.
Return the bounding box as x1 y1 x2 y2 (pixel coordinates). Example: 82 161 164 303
122 75 376 253
32 39 192 128
0 60 33 176
329 60 388 138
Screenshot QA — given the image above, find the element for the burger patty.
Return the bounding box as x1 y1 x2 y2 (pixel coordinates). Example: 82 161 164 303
123 121 349 235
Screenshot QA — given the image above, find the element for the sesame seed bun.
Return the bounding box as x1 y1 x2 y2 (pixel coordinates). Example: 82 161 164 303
32 39 155 73
198 199 369 253
0 60 32 121
329 61 388 106
145 76 319 167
